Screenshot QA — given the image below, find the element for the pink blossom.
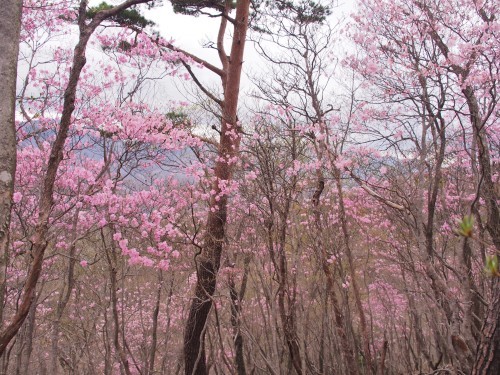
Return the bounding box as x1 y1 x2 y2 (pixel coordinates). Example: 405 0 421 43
13 192 22 203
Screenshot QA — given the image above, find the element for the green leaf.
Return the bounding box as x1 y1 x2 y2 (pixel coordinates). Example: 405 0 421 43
456 215 474 238
170 1 227 16
87 2 154 29
484 255 499 277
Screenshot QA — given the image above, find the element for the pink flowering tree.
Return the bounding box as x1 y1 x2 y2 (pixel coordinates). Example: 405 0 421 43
348 0 499 373
0 0 198 358
1 0 499 374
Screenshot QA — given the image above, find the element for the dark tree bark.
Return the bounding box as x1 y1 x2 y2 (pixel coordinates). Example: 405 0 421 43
50 212 79 374
462 84 500 375
104 229 132 375
472 277 500 375
147 271 163 375
228 256 250 375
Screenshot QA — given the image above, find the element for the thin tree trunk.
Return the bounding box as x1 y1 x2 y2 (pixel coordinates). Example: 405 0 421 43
104 229 131 375
103 302 113 375
277 238 302 375
333 168 373 373
472 277 500 375
148 271 162 375
462 86 499 375
377 340 388 375
312 169 358 375
307 47 368 368
51 213 79 374
228 256 250 375
423 19 500 370
19 299 37 375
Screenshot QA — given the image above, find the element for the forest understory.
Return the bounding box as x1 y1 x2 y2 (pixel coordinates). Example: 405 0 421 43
0 0 498 374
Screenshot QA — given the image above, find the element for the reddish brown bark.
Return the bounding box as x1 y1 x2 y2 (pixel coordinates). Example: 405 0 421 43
183 1 250 374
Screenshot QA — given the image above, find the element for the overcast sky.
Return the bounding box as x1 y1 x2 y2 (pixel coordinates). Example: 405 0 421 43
142 1 265 104
86 1 355 108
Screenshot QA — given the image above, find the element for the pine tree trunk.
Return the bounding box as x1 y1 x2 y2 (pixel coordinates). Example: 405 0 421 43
183 2 250 374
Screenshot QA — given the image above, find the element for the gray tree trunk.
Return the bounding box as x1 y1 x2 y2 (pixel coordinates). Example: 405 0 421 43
0 0 22 327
